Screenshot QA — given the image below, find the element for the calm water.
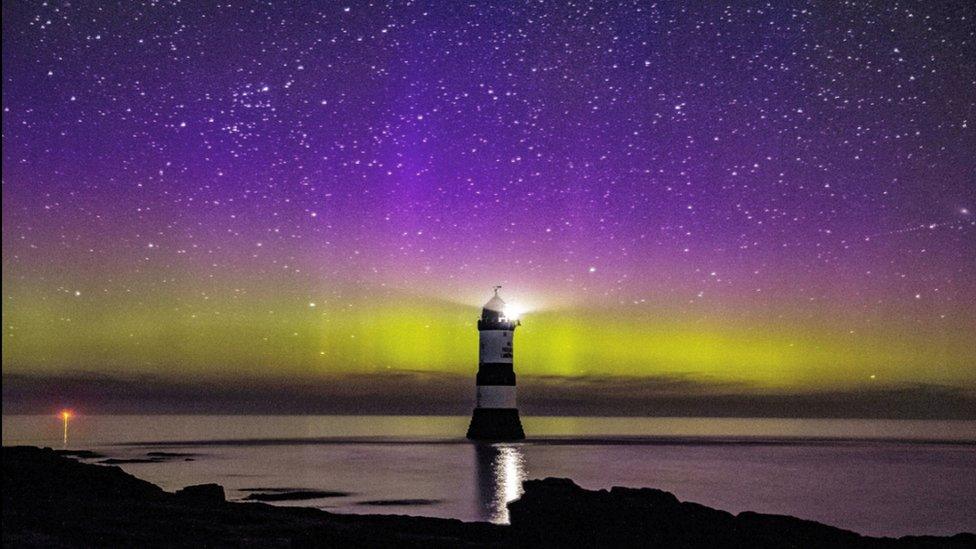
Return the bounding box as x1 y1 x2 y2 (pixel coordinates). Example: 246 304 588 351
3 415 975 537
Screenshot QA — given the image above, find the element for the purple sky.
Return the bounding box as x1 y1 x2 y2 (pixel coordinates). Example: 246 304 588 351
2 1 974 415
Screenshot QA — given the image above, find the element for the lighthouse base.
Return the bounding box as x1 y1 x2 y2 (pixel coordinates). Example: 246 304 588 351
466 408 525 441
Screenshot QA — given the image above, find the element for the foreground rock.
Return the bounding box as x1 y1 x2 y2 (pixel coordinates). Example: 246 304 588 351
510 477 973 548
243 489 350 502
2 446 503 547
3 446 972 548
175 483 226 505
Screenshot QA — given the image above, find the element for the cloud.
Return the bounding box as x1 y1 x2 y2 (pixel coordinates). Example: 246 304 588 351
3 371 974 419
519 375 976 419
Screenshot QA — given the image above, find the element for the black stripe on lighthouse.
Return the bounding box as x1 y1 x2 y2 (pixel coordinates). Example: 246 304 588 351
476 363 515 386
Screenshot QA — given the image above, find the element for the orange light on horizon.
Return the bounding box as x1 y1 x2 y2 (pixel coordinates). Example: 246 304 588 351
60 409 73 447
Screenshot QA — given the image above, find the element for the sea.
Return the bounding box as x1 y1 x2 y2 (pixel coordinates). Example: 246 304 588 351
2 415 974 537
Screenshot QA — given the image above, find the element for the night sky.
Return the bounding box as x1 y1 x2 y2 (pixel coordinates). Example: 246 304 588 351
2 1 974 414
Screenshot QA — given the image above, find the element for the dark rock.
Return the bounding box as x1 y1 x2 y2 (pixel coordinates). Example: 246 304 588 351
358 499 442 506
5 446 165 502
244 490 349 501
146 451 197 458
54 449 105 459
96 452 195 464
99 457 163 464
507 478 975 548
510 478 725 547
175 483 225 505
240 486 309 492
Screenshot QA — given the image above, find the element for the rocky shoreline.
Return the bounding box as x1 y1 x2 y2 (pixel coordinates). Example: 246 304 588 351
3 446 972 548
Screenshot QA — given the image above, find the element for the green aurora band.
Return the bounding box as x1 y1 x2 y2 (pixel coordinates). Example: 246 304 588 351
3 283 973 391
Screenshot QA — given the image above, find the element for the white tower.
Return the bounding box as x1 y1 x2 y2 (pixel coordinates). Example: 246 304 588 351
466 287 525 440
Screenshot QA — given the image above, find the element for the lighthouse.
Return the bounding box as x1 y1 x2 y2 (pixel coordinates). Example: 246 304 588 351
467 287 526 441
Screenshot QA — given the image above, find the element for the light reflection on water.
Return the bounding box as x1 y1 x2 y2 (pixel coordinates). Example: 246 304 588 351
474 443 526 524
